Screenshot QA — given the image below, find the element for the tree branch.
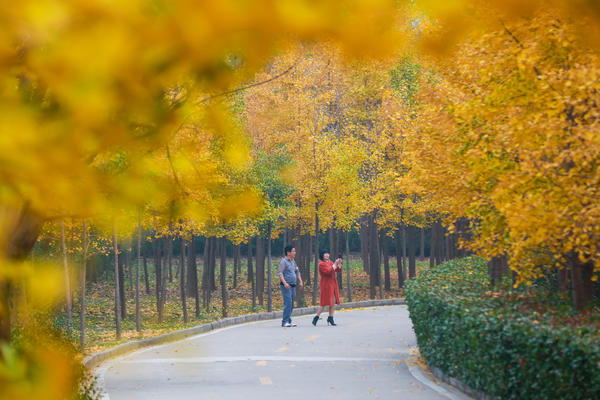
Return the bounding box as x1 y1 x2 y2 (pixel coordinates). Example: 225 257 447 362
196 58 302 104
500 20 559 94
165 144 189 196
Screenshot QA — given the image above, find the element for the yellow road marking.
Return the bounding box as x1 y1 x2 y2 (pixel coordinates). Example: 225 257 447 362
256 360 267 366
304 335 320 342
259 377 273 385
275 346 290 352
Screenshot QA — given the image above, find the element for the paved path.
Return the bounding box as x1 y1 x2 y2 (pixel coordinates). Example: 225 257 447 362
98 305 471 400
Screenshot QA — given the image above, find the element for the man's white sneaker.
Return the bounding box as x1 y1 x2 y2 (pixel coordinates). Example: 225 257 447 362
282 322 292 327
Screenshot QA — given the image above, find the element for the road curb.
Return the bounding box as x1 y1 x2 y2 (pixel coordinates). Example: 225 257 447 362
83 298 405 370
429 366 492 400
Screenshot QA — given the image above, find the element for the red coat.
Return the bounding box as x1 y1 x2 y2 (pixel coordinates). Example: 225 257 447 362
319 260 340 306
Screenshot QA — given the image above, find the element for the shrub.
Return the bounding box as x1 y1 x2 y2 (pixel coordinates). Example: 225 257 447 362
406 257 600 400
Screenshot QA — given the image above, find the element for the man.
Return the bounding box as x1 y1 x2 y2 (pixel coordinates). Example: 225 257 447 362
278 245 303 327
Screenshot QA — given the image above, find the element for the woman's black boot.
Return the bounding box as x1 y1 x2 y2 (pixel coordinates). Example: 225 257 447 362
312 315 320 326
327 316 336 326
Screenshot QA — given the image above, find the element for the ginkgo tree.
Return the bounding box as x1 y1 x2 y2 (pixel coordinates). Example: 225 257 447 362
403 11 600 309
0 0 402 334
0 2 406 398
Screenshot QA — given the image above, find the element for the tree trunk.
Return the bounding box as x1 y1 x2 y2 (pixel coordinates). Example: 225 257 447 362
256 235 265 306
180 237 188 323
444 231 450 262
267 224 273 312
336 229 342 260
220 237 228 317
420 228 425 261
488 254 508 286
60 220 72 332
345 231 352 301
209 237 217 291
429 226 435 268
154 237 164 323
558 268 569 294
210 236 217 306
5 205 44 261
331 229 342 291
0 281 9 342
360 218 370 274
454 234 459 259
80 220 88 350
191 237 200 317
118 249 126 321
120 251 127 320
329 229 337 260
126 243 133 291
395 229 405 288
296 234 308 286
401 225 407 278
167 231 173 283
187 236 197 297
247 238 254 284
337 230 343 290
383 232 391 290
135 217 141 332
313 210 320 306
297 232 307 307
143 247 150 295
202 236 210 310
248 237 256 310
368 214 379 299
236 245 241 279
295 231 303 276
247 238 255 309
569 253 594 311
233 244 240 289
113 223 121 339
435 222 443 266
408 226 416 279
378 232 384 299
0 205 44 341
160 238 167 317
306 235 312 286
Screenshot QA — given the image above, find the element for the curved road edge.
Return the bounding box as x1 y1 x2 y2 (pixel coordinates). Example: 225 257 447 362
84 298 404 370
86 300 474 400
408 363 475 400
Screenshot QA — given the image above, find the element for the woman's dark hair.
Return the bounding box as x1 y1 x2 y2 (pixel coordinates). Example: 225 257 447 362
284 245 295 256
319 249 329 261
337 254 343 260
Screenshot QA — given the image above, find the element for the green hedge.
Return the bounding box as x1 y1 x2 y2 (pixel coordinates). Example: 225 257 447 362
406 257 600 400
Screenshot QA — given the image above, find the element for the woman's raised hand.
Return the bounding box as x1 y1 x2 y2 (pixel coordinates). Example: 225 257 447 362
334 259 342 271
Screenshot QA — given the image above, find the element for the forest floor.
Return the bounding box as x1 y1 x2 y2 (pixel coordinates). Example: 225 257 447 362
60 256 430 354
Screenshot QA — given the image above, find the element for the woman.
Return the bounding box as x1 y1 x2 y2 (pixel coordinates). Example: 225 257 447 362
312 251 342 326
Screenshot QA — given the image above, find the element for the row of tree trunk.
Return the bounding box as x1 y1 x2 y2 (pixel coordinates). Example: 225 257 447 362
357 215 462 299
104 221 595 345
94 221 463 347
2 207 597 347
8 219 596 350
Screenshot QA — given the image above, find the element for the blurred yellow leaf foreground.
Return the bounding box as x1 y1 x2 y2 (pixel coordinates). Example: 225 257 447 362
1 0 599 398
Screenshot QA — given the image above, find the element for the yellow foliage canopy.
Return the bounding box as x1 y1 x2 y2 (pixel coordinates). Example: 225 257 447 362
403 13 600 282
